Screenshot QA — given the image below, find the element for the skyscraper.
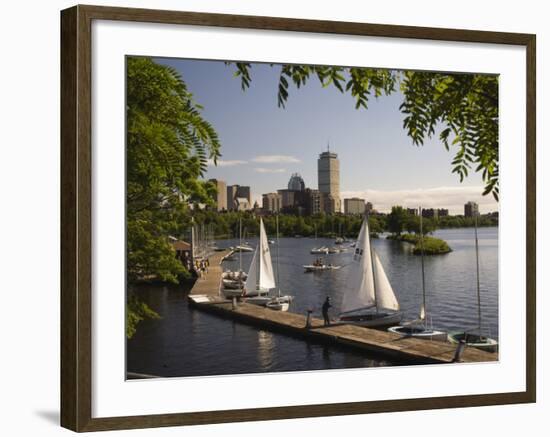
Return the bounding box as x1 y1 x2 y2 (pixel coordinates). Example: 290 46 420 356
287 173 305 191
464 201 479 217
226 185 238 211
318 149 341 213
209 178 227 211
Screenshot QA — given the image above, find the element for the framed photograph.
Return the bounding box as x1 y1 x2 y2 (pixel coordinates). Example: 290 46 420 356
60 4 536 432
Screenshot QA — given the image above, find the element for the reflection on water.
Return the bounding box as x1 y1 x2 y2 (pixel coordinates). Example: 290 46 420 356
257 330 274 369
127 227 498 378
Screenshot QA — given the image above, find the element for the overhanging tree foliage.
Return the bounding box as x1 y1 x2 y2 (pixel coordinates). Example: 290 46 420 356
231 63 499 200
126 57 221 337
127 57 221 284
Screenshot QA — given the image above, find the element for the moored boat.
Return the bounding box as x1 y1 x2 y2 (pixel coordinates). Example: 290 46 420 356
447 331 498 353
337 215 402 328
266 299 290 311
233 244 254 252
222 278 244 290
388 325 447 341
222 270 247 280
310 246 329 254
388 207 447 341
242 218 293 307
447 215 498 352
303 264 341 272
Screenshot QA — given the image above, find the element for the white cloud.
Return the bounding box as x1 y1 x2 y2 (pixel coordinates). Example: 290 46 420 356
207 158 247 167
252 155 301 164
341 186 498 214
254 167 287 174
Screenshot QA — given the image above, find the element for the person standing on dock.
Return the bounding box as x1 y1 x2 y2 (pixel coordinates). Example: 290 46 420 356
322 296 332 326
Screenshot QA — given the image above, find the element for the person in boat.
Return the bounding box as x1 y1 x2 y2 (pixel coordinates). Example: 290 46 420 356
322 296 332 326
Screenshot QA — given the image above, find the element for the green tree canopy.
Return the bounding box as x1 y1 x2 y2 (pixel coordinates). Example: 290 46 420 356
231 63 499 199
126 58 221 338
127 57 221 284
387 206 410 236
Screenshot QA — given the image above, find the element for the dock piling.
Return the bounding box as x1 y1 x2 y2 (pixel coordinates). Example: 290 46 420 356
305 310 313 329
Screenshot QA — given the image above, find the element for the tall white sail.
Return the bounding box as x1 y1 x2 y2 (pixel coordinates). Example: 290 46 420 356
258 218 276 290
244 246 258 295
340 219 376 314
373 251 400 311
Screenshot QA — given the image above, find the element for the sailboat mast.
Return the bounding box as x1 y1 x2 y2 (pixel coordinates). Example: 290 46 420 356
366 211 379 313
239 217 242 272
276 214 281 297
419 207 427 326
474 213 482 333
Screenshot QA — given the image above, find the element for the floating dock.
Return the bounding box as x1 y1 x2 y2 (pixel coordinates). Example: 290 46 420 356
188 251 497 365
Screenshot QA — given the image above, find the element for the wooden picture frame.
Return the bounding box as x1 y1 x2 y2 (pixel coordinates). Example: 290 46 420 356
60 4 536 432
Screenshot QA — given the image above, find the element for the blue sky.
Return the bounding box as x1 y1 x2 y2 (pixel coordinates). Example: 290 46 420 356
155 57 498 214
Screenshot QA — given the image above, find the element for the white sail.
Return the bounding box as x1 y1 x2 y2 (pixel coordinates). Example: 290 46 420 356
244 246 258 295
373 251 400 311
419 304 426 320
259 218 276 290
340 218 376 314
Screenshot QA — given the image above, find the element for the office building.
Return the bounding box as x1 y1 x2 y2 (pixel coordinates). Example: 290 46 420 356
303 189 324 216
234 197 250 211
227 184 251 210
262 192 282 213
209 179 227 211
422 208 438 219
318 149 341 213
288 173 306 191
226 185 238 211
464 201 479 217
344 198 366 215
277 189 296 210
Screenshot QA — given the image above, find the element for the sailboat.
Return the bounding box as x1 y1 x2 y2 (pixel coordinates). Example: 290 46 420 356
338 215 402 328
310 247 329 255
222 218 247 293
448 215 498 352
243 218 293 307
388 207 447 341
266 215 293 311
311 224 329 254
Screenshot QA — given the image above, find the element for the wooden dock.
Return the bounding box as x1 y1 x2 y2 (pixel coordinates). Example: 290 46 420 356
188 249 229 299
188 251 497 365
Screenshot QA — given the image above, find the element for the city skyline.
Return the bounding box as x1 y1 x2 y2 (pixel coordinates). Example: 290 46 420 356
156 57 499 214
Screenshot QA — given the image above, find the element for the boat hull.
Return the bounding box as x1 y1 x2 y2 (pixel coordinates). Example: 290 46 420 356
233 245 254 252
310 248 329 254
222 279 244 289
448 332 499 353
303 265 341 272
388 325 448 342
246 294 293 307
339 311 402 328
222 271 247 280
266 301 290 311
245 295 272 306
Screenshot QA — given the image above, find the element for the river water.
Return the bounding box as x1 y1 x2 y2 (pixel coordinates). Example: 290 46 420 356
127 227 498 378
